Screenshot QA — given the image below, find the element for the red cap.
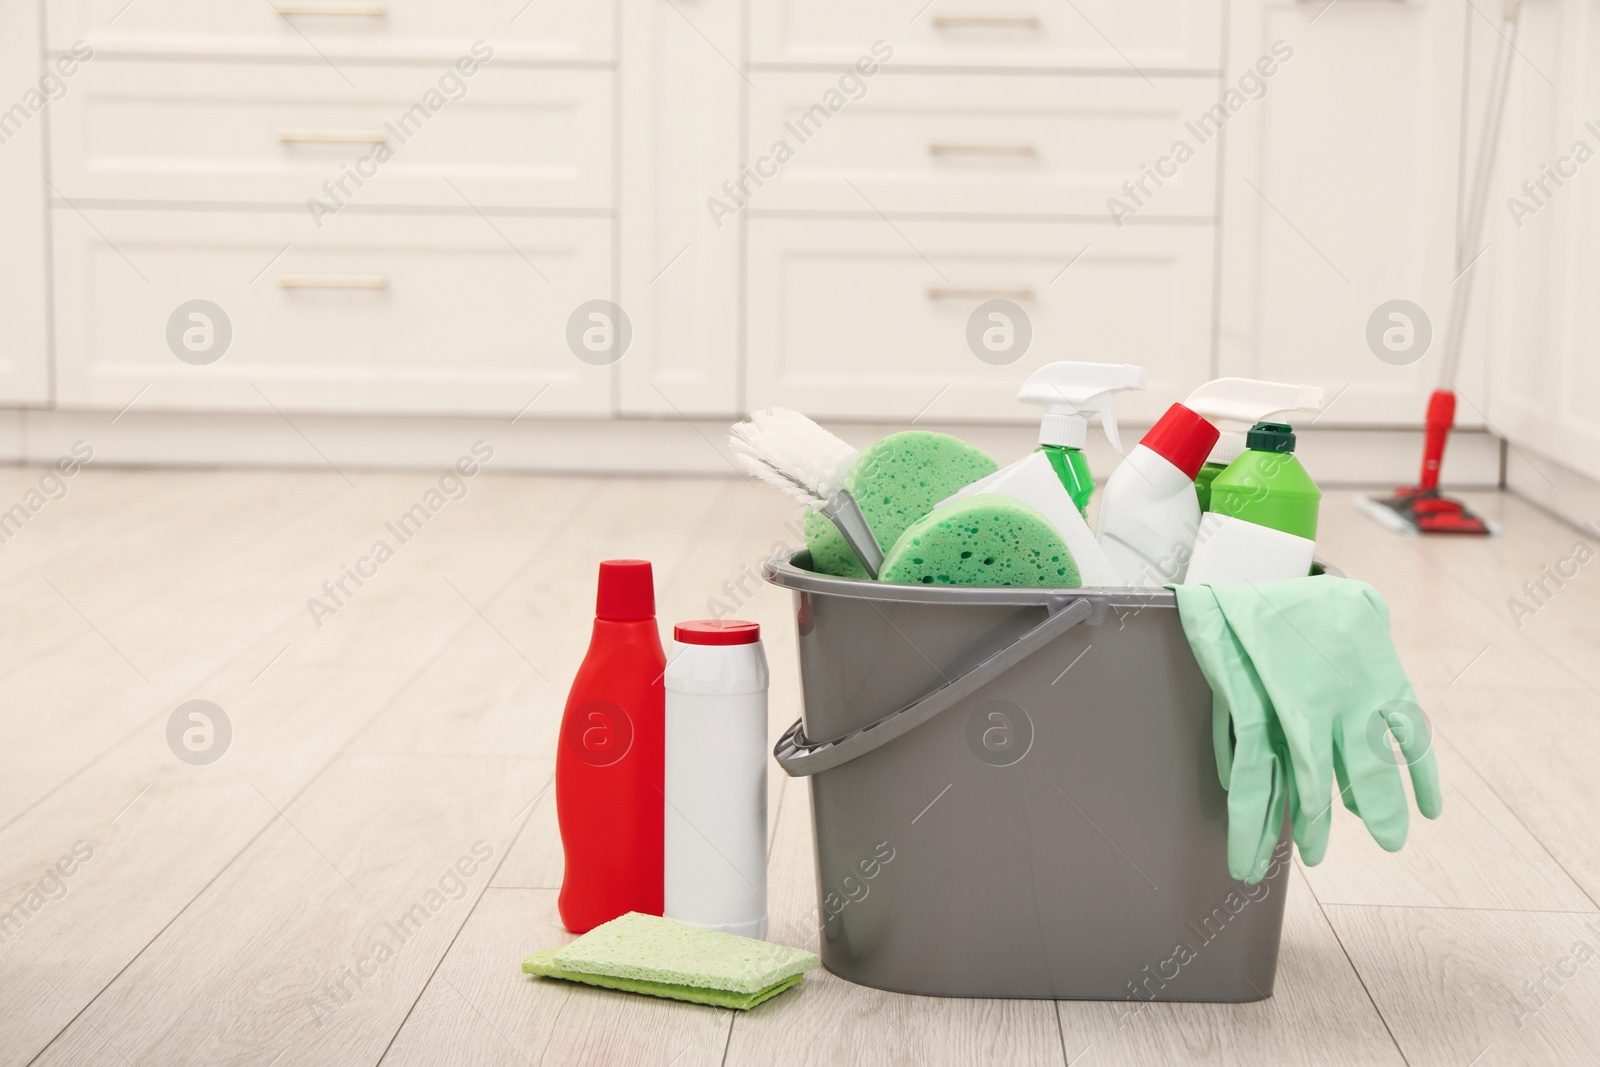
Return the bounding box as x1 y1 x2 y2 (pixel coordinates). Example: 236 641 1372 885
674 619 761 645
596 560 655 621
1140 403 1221 480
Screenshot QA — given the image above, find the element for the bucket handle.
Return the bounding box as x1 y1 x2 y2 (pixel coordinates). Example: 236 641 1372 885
772 597 1094 777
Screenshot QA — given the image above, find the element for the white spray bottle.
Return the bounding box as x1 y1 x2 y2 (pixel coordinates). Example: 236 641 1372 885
947 361 1147 587
1184 378 1325 511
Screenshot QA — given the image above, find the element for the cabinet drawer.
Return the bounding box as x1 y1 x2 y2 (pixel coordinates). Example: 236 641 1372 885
752 1 1222 71
747 73 1217 218
52 210 613 416
49 0 611 64
747 219 1213 422
52 62 610 211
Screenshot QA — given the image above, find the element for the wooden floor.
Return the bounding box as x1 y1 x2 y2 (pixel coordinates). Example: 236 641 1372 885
1 464 1597 1066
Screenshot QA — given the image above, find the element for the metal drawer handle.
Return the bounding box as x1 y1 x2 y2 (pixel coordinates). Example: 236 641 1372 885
928 286 1034 302
278 274 389 290
277 128 389 145
931 15 1043 30
929 142 1038 158
273 1 386 14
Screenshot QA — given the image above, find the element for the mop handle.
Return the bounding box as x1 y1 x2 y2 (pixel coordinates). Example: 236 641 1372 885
1438 0 1522 393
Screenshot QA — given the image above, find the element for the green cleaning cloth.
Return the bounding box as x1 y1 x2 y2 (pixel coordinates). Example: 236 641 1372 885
521 912 819 1011
521 948 805 1010
879 494 1080 588
806 431 997 579
1173 577 1443 883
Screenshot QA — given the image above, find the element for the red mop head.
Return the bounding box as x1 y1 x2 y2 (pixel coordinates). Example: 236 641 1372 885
1363 487 1493 536
1359 391 1494 535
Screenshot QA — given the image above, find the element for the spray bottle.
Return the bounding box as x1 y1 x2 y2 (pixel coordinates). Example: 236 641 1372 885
1185 422 1323 585
944 361 1146 586
1183 378 1325 510
1017 361 1149 514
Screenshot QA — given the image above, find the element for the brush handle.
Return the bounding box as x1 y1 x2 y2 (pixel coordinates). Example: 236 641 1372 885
822 490 883 579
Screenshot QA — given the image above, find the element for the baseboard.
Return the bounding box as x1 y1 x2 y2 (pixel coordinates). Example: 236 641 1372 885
1505 448 1600 533
2 408 1506 485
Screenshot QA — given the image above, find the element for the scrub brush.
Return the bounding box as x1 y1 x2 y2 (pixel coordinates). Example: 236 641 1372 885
729 408 884 578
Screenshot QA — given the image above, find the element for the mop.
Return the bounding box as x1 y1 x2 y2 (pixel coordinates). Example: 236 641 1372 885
1359 0 1521 536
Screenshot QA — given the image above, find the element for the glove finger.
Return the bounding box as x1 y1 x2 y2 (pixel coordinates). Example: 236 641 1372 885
1214 692 1234 791
1284 731 1334 866
1227 732 1282 883
1389 701 1445 820
1254 749 1291 881
1409 750 1444 820
1334 752 1361 818
1336 711 1412 853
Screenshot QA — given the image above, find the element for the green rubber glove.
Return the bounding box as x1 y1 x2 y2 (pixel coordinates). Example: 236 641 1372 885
1209 578 1443 866
1173 585 1292 883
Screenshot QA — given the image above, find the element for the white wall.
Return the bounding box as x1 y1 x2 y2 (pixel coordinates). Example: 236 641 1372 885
1482 0 1600 504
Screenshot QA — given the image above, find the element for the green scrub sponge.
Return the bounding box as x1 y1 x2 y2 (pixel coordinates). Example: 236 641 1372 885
879 495 1081 588
521 912 819 1011
805 431 998 579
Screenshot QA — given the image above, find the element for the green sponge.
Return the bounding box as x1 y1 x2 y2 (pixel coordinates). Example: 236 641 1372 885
879 495 1081 588
521 913 819 1011
805 431 998 579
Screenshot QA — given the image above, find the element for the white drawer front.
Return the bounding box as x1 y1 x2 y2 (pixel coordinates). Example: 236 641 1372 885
746 73 1217 218
747 219 1213 422
52 210 614 416
52 62 611 211
49 0 611 63
752 1 1222 71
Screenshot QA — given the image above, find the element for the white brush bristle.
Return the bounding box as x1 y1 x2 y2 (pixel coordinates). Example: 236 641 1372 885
729 409 858 509
732 452 829 511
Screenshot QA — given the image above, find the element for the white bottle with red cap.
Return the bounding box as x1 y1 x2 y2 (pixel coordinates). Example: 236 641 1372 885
1094 404 1221 586
663 618 770 938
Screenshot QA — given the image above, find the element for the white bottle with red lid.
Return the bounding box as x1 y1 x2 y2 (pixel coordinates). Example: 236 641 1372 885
663 619 770 938
1094 403 1221 586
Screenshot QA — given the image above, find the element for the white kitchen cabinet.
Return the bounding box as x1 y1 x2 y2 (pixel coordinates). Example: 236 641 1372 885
16 0 1546 483
47 0 611 64
746 72 1219 218
746 218 1215 424
752 0 1224 72
51 210 614 416
1218 0 1476 427
0 0 52 403
615 0 744 418
51 61 614 211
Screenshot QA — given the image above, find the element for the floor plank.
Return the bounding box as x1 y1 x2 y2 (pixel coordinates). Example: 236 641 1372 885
1323 903 1600 1067
1295 734 1594 912
1433 686 1600 908
380 888 732 1067
7 472 1599 1066
0 475 600 1064
1054 868 1405 1067
32 753 543 1067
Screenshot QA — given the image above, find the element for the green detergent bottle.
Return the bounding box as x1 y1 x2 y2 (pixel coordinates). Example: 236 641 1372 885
1208 422 1321 539
1194 462 1227 513
1183 378 1326 511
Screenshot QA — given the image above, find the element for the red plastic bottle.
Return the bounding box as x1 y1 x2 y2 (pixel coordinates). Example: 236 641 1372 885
556 560 666 933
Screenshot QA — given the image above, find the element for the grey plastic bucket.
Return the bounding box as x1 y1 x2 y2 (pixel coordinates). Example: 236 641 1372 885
767 553 1292 1002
